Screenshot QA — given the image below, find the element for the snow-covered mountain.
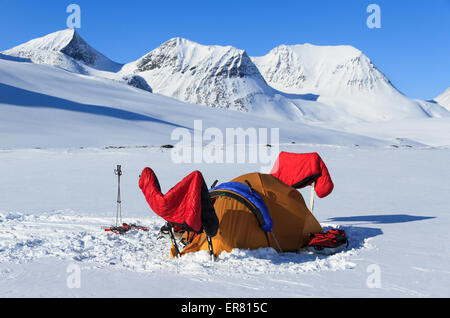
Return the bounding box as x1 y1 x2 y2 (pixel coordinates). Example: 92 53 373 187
251 44 449 121
3 29 121 73
2 30 448 123
251 44 393 96
2 29 152 92
120 39 448 122
120 38 303 119
433 87 450 111
1 53 384 148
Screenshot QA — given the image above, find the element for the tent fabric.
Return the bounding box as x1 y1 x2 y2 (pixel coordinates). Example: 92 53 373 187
177 173 323 258
270 152 334 198
138 167 218 236
210 181 273 232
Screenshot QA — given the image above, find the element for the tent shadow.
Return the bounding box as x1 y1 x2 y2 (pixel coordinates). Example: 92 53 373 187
327 214 436 224
227 225 383 265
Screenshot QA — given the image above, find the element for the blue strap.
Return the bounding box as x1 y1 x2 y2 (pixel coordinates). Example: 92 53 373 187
210 182 273 232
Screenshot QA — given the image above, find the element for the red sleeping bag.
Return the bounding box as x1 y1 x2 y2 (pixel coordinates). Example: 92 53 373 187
270 152 334 198
139 168 218 236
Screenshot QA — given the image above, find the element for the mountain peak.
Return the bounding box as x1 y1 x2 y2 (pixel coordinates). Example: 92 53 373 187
301 43 362 63
263 43 364 69
3 29 77 53
434 87 450 110
164 37 193 46
121 37 273 112
251 42 389 96
2 29 121 72
128 37 257 79
158 37 246 55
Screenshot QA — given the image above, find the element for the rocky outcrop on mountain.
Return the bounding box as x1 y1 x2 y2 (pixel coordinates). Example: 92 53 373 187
122 74 152 93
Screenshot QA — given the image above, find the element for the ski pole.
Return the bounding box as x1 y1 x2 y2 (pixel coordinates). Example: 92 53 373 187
114 165 122 226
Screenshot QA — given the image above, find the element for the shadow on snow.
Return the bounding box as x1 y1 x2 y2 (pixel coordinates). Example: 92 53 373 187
327 214 436 224
220 225 383 266
0 83 185 128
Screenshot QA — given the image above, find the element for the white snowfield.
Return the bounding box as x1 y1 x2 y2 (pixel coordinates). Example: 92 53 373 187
0 147 449 297
0 30 449 297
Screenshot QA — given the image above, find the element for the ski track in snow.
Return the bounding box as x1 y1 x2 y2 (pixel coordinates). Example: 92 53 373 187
0 210 371 277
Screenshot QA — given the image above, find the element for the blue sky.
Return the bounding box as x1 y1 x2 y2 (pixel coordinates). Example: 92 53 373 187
0 0 448 100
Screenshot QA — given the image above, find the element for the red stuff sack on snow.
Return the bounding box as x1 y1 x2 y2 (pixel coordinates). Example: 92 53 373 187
307 229 348 255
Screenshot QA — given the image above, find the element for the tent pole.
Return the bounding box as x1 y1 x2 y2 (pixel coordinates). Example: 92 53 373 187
309 181 315 213
167 223 181 258
206 235 215 261
270 231 282 253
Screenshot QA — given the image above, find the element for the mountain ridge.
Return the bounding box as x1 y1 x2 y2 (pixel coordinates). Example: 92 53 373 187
120 37 293 115
251 43 449 121
2 29 448 122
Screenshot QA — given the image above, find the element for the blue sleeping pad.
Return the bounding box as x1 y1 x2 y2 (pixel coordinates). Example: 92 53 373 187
210 181 273 232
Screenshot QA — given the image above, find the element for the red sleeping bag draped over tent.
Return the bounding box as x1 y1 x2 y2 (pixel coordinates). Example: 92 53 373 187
270 152 334 198
139 168 218 236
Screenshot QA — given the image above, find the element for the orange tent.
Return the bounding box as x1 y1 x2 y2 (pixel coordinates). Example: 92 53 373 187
172 172 323 258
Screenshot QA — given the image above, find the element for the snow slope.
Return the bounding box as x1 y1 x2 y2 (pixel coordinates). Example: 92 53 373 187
252 44 449 122
1 45 450 149
0 55 384 149
434 87 450 110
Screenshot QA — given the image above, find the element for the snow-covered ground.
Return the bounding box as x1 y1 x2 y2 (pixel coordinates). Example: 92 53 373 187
0 145 449 297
